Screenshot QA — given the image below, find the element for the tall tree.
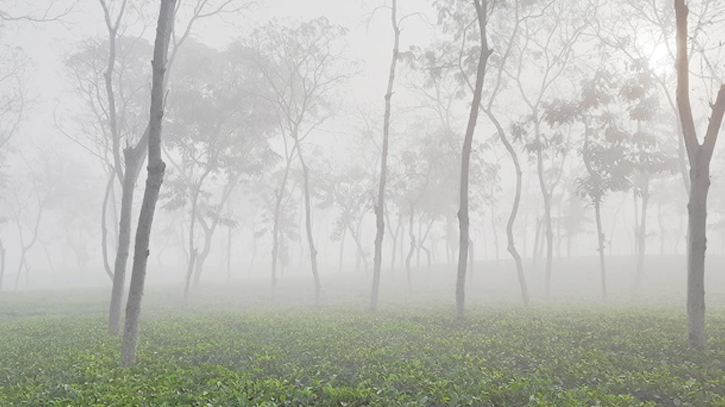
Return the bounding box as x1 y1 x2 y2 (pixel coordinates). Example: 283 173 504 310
371 0 400 312
505 0 586 298
162 40 275 298
250 18 353 305
120 0 176 367
455 0 491 320
106 0 247 336
674 0 725 348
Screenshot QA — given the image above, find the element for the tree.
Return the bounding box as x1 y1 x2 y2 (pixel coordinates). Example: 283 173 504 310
250 17 354 305
103 0 247 336
504 0 586 298
319 163 374 273
454 0 491 320
674 0 725 348
5 152 60 290
120 0 176 367
162 40 275 298
370 0 400 312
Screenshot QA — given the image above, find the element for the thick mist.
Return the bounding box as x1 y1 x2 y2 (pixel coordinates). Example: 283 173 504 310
1 0 725 405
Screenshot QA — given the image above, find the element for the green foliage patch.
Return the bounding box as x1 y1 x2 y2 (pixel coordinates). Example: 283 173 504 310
1 303 725 406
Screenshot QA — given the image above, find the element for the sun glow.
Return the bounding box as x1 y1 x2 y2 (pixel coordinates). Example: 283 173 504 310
641 38 673 75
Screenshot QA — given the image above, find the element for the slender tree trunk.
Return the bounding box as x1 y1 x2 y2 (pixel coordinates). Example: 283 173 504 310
338 227 346 272
101 171 115 280
183 183 201 300
456 0 490 320
658 200 665 256
271 155 294 293
389 212 402 272
490 202 499 261
0 240 5 292
294 139 321 305
534 117 554 299
468 238 474 276
486 111 528 306
594 200 607 301
532 216 541 267
635 178 650 290
227 206 232 281
120 0 174 366
108 144 143 335
370 0 399 313
405 203 415 290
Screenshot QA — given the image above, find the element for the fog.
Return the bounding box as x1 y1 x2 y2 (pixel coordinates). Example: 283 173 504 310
1 0 725 403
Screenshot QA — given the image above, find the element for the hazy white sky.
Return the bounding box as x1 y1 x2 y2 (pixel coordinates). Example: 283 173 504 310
5 0 436 159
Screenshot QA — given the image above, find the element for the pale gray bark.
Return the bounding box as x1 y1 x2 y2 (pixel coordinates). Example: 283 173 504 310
675 0 725 348
120 0 175 366
456 0 491 320
370 0 399 312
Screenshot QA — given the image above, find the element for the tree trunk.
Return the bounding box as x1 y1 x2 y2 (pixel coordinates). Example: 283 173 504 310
594 200 607 301
456 0 490 320
687 165 709 347
347 219 367 272
532 216 541 267
675 0 725 348
101 171 115 280
370 0 399 313
490 202 499 261
339 227 346 272
486 110 528 306
108 142 144 335
183 182 202 300
120 0 174 366
535 117 554 299
635 178 649 290
0 239 5 292
271 153 294 292
405 203 415 290
294 140 321 305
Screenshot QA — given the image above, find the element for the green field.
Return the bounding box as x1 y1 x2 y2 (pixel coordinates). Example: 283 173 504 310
2 283 725 407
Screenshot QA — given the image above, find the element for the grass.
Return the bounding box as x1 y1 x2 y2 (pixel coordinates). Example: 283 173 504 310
2 288 725 407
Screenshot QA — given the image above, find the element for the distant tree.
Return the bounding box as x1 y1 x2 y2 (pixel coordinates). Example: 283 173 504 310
370 0 401 312
674 0 725 348
504 0 587 299
249 17 354 305
439 0 492 320
319 164 374 273
5 152 60 290
162 40 275 298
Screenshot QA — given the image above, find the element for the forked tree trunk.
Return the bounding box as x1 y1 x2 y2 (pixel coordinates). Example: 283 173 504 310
347 219 367 272
389 212 402 272
108 149 143 335
120 0 175 366
455 0 491 320
370 0 399 313
675 0 725 348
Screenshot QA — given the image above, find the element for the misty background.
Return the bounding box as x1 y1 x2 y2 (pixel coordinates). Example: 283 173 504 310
1 0 725 308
